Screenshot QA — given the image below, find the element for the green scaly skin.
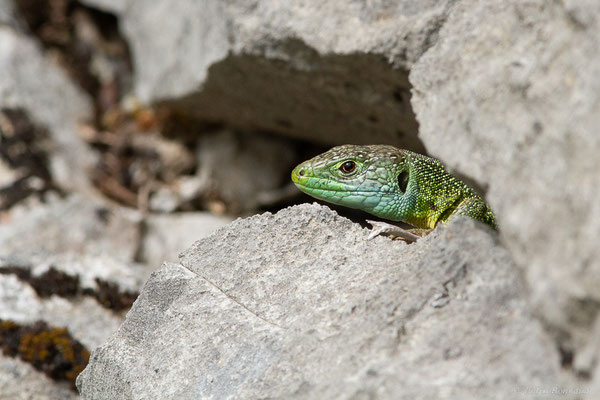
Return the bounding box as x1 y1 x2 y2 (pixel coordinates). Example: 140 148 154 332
291 144 496 230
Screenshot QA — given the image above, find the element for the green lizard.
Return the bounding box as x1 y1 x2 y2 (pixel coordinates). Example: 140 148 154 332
291 144 496 241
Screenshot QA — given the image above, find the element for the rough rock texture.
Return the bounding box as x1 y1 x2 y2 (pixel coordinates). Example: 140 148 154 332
0 355 77 400
0 251 153 398
78 0 456 149
0 24 95 191
0 193 152 397
78 204 566 399
1 0 597 398
409 0 600 376
0 195 141 262
0 252 151 399
0 271 124 351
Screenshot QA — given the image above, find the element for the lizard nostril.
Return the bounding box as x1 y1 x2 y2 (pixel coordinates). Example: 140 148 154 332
298 169 305 176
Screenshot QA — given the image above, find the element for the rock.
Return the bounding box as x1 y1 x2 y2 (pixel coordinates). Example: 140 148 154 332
591 366 600 400
0 194 142 263
77 0 125 15
138 212 234 267
195 130 298 213
0 251 152 345
0 108 58 210
573 315 600 400
410 0 600 364
0 271 123 351
147 187 180 213
0 251 153 398
0 25 95 192
0 0 16 26
77 204 565 399
0 157 18 187
76 0 454 149
0 355 77 400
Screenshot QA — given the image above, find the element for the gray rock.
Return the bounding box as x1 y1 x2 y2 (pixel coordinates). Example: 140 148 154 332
591 365 600 400
79 0 126 14
147 187 181 213
0 0 16 27
77 204 565 399
0 355 77 400
0 157 18 187
0 251 152 400
410 0 600 363
77 0 455 149
138 212 234 267
0 26 95 192
0 272 124 351
0 195 142 263
0 193 154 398
0 250 153 350
195 130 297 213
578 316 600 399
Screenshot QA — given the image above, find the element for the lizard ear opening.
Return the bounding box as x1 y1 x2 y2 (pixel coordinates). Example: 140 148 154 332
398 170 409 193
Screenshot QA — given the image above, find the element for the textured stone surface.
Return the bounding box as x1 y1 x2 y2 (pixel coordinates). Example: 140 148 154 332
0 355 77 400
0 0 597 397
78 204 564 399
0 26 95 191
77 0 456 149
0 195 141 263
0 251 152 399
0 272 124 351
410 0 600 367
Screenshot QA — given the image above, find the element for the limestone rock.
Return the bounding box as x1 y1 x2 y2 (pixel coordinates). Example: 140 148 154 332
410 0 600 363
0 355 77 400
77 204 564 399
0 26 95 191
0 195 141 263
0 251 151 399
0 0 16 26
195 130 298 213
77 0 455 149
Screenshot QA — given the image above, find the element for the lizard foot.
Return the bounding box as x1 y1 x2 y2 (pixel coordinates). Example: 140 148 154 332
366 220 431 243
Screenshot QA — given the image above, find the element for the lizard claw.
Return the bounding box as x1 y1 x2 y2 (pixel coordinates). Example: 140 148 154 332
366 220 421 243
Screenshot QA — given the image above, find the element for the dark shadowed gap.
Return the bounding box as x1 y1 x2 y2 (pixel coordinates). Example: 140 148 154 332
165 39 424 153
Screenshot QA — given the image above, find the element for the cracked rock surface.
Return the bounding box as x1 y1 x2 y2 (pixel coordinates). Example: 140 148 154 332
410 0 600 379
78 0 451 149
2 0 599 397
78 204 564 399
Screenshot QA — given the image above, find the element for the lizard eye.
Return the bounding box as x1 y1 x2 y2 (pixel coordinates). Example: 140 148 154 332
340 161 356 174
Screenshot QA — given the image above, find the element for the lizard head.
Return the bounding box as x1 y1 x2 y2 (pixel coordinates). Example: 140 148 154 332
291 144 412 221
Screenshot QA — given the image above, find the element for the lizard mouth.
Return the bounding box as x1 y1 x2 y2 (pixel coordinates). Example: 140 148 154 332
292 168 359 193
292 171 392 194
293 180 384 194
